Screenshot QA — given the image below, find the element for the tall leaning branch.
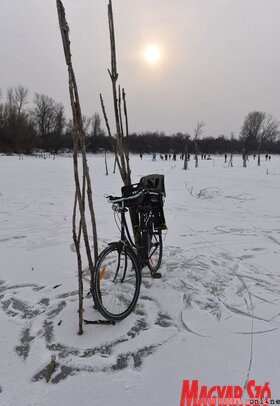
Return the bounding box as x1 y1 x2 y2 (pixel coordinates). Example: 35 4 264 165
107 0 131 186
56 0 99 334
100 0 140 243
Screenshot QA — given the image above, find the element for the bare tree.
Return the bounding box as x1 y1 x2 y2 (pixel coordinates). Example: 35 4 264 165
193 121 206 168
6 87 15 114
53 103 65 134
14 85 29 117
240 111 279 166
6 86 29 118
51 103 66 153
91 112 103 137
0 86 35 153
32 95 66 152
66 115 93 140
240 111 265 166
257 114 279 165
33 93 56 150
82 115 92 135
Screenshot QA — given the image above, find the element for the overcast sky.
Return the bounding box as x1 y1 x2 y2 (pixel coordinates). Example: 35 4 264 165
1 0 280 137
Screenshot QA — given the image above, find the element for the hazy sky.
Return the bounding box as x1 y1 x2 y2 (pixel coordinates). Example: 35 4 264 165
1 0 280 137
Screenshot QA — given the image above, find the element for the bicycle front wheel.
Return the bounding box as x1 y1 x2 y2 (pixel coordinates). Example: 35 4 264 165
92 243 141 322
147 230 163 273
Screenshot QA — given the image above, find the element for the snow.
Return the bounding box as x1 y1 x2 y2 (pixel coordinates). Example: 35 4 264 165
0 153 279 405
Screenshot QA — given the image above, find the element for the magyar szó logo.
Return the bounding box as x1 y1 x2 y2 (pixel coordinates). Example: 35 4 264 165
180 380 272 406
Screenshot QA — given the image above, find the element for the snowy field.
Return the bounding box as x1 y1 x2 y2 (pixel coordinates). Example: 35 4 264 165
0 153 280 405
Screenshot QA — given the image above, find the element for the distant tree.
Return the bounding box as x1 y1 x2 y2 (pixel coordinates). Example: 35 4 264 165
33 93 55 148
51 103 66 153
54 103 65 135
82 115 92 135
193 121 206 168
32 93 65 151
0 86 35 153
14 85 29 117
6 87 16 115
91 112 103 137
240 111 265 166
87 112 108 152
240 111 279 166
6 85 28 119
67 115 92 138
256 114 279 165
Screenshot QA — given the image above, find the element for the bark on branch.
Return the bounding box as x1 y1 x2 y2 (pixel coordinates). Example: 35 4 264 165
101 0 140 243
56 0 99 334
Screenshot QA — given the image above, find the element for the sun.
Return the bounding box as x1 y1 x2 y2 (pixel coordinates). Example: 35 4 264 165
143 45 161 65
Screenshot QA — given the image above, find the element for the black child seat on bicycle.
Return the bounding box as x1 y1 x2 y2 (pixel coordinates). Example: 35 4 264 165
121 174 165 198
121 174 167 230
139 174 166 197
139 174 167 230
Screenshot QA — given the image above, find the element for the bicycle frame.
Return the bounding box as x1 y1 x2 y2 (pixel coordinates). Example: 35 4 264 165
116 201 153 271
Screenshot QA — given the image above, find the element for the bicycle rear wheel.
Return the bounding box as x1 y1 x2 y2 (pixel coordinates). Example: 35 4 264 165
147 230 163 273
92 243 141 322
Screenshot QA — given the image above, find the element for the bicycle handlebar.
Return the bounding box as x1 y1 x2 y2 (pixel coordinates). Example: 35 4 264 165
106 189 145 204
106 189 160 205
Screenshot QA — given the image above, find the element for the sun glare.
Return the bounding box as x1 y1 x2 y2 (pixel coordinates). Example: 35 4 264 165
143 45 161 65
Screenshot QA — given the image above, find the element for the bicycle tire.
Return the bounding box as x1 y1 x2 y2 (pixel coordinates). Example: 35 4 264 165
92 243 141 322
147 229 163 273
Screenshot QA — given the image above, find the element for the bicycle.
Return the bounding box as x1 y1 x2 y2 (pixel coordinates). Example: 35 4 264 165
91 174 167 322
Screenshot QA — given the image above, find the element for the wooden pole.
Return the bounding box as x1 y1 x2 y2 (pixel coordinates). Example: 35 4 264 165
56 0 99 334
103 0 140 243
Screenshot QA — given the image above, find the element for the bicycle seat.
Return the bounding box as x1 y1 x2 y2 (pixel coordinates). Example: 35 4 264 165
139 174 166 197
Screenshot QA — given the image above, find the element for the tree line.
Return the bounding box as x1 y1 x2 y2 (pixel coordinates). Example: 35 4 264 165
1 86 280 155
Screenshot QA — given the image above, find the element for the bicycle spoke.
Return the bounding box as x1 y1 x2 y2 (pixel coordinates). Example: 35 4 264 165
147 230 162 273
93 245 140 321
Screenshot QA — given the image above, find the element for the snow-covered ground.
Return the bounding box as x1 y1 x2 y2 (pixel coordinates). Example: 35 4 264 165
0 153 279 405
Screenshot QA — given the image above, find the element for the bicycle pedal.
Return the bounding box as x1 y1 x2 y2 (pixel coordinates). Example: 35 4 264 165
151 272 162 279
